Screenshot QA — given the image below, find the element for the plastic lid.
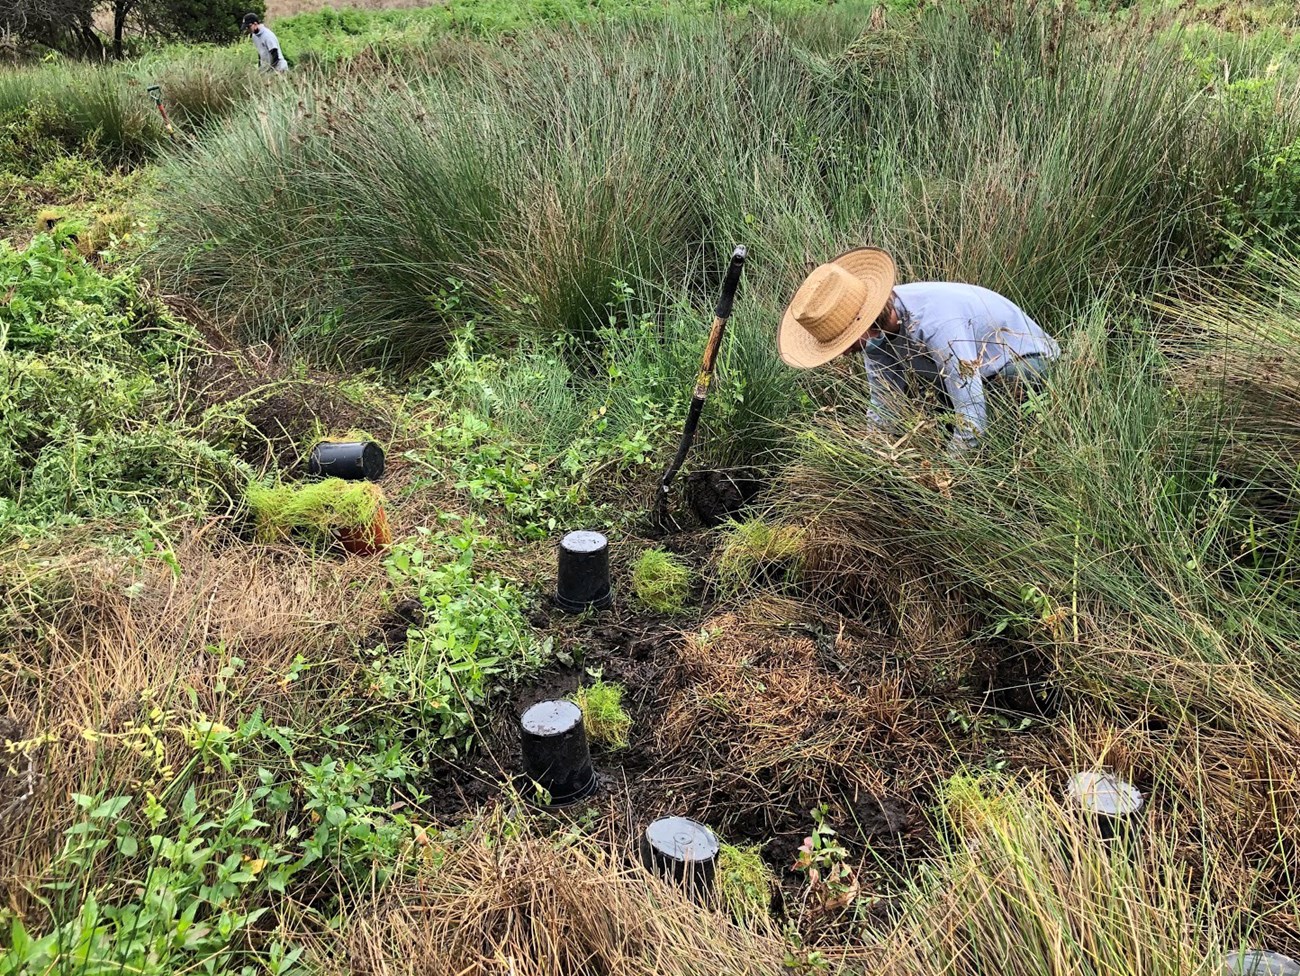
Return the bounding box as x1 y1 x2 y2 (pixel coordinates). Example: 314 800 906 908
1224 950 1300 976
521 700 583 737
1066 771 1144 818
645 817 719 864
561 530 608 554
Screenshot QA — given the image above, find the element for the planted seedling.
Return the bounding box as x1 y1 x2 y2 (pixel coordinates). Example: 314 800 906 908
245 478 391 554
715 518 805 594
631 548 691 613
717 842 774 926
568 671 631 750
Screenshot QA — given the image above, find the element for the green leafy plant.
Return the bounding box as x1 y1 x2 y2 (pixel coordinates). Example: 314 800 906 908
631 548 692 613
569 672 631 750
791 804 858 917
373 520 550 759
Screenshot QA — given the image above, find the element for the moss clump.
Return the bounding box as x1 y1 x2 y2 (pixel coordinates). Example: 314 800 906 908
569 675 630 750
631 548 692 613
717 843 773 925
245 478 383 543
715 519 804 594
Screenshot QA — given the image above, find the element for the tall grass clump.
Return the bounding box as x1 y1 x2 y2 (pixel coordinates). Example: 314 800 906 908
0 47 253 162
156 3 1300 366
881 773 1249 975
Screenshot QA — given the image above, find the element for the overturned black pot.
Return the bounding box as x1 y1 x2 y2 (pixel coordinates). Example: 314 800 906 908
308 440 385 481
518 699 597 807
1065 771 1143 840
1224 950 1300 976
555 530 613 613
640 816 719 894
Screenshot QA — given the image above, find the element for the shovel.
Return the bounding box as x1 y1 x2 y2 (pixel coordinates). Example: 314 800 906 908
649 244 747 534
147 85 176 140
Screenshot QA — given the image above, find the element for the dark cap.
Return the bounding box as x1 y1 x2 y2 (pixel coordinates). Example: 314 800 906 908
241 13 260 28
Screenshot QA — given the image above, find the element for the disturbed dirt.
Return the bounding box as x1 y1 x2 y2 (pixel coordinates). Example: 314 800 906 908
190 347 400 473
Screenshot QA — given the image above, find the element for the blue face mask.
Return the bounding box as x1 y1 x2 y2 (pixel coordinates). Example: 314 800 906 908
862 334 887 354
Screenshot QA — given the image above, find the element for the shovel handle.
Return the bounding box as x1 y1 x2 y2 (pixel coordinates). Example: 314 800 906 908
694 245 747 395
714 245 747 320
655 245 748 514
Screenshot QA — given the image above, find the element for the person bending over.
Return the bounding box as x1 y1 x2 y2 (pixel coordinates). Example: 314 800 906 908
242 13 289 74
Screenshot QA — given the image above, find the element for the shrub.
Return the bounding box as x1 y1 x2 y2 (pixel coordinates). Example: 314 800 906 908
631 549 692 613
159 0 264 45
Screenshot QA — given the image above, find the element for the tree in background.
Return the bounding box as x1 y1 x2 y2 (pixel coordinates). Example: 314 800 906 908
0 0 103 58
0 0 264 58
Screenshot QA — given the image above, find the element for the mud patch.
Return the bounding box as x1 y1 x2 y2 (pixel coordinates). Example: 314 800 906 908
192 351 398 472
685 468 763 527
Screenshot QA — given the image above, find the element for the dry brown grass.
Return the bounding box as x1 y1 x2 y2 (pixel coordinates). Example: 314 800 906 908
322 809 789 976
0 525 389 907
655 609 935 849
264 0 440 18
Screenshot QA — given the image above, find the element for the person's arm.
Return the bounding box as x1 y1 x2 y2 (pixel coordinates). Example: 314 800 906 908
927 318 986 455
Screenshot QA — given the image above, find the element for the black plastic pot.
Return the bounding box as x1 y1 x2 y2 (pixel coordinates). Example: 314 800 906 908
307 441 385 481
555 530 613 613
1066 771 1143 839
640 816 719 893
1224 950 1300 976
519 700 597 807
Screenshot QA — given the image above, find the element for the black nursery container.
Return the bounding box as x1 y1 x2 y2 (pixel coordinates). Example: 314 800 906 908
1065 771 1144 839
307 440 385 481
555 530 613 613
519 700 597 807
1224 950 1300 976
640 816 719 894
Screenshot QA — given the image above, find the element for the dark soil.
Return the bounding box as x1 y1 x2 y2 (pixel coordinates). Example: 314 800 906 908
190 351 398 472
685 468 764 527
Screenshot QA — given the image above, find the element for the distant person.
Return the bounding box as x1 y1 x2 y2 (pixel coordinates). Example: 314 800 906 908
778 247 1060 455
242 13 289 74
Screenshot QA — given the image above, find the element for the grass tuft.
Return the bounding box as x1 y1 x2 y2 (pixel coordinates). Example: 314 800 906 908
631 548 692 613
714 519 805 595
245 478 383 543
716 843 773 927
570 675 631 750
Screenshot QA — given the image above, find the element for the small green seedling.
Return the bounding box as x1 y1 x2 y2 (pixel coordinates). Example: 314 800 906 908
717 843 773 926
569 672 631 750
715 518 804 594
245 478 383 543
631 548 691 612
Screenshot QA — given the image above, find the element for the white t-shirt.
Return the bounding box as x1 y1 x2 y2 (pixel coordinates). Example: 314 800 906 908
251 26 288 73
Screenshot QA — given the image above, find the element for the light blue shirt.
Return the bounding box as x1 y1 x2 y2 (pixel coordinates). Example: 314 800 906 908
863 282 1059 451
251 26 288 73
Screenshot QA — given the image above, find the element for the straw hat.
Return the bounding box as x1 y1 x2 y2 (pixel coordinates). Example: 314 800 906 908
778 247 896 369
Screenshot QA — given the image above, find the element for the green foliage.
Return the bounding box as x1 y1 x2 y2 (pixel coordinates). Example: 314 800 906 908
372 520 551 760
160 0 264 44
0 233 244 538
715 519 805 595
245 478 383 543
569 673 631 749
631 548 692 613
716 843 774 926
